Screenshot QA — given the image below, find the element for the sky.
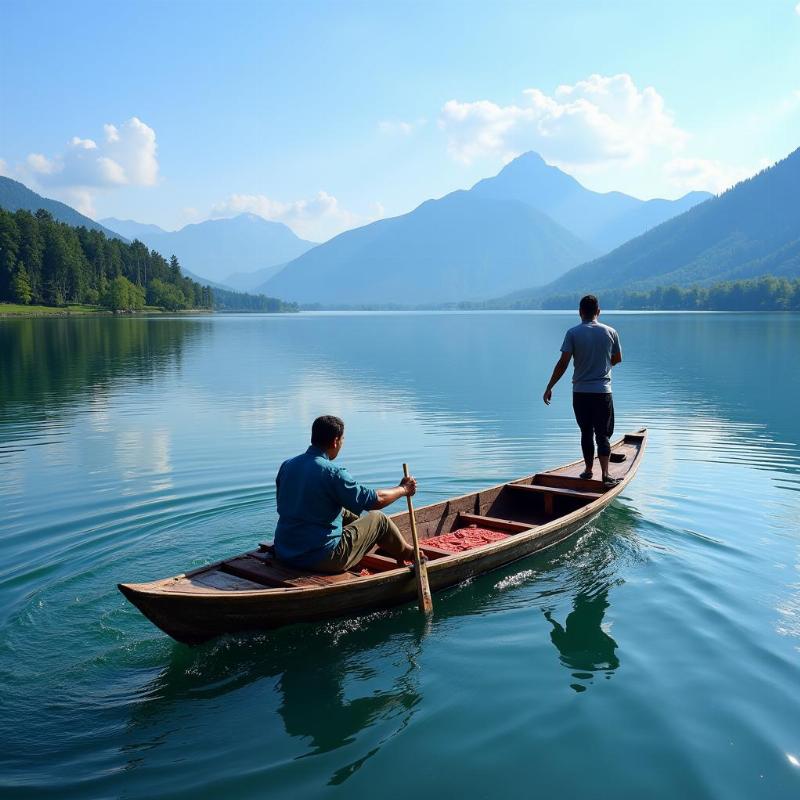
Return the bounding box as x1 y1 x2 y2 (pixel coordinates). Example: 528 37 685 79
1 0 799 242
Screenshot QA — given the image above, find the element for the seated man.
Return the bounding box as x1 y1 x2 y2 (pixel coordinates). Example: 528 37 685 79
273 415 417 573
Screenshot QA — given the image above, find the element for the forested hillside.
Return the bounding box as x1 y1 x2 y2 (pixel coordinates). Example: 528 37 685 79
0 208 212 310
535 147 800 298
0 177 124 241
538 276 800 311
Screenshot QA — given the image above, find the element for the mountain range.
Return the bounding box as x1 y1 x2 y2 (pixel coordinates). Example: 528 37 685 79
100 214 316 286
257 153 711 305
498 145 800 306
260 190 595 305
8 146 795 310
470 152 711 253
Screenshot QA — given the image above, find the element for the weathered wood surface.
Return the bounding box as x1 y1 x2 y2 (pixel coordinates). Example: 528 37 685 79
119 429 647 644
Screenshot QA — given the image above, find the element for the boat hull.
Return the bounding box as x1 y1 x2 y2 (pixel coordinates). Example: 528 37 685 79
120 429 647 644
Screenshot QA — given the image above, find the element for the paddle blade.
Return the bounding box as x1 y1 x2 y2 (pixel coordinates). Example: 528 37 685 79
415 558 433 615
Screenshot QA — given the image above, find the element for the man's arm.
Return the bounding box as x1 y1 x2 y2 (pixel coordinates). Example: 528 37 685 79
611 330 622 366
543 351 572 405
370 476 417 510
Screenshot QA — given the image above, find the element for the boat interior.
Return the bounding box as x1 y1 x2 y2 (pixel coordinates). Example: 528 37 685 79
158 432 644 594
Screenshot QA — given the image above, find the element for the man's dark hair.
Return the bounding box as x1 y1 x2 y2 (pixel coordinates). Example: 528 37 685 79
311 415 344 448
579 294 600 319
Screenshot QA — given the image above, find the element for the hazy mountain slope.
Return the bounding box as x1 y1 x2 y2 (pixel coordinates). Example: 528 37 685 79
0 177 126 240
99 217 167 240
507 147 800 304
101 213 316 284
227 262 287 292
470 152 712 252
261 190 595 305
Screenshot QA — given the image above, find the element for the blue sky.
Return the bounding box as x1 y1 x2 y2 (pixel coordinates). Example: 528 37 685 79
1 0 798 241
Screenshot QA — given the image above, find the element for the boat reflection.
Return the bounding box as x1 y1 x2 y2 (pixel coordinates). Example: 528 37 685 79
123 617 424 787
277 627 423 785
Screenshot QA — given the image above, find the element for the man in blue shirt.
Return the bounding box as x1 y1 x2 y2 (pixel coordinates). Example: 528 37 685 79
543 295 623 486
274 415 418 572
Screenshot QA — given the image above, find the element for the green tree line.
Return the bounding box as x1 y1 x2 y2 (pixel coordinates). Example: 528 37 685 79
538 276 800 311
0 207 213 310
212 286 298 312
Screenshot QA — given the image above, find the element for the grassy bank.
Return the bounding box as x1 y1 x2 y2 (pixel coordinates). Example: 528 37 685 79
0 303 216 318
0 303 108 317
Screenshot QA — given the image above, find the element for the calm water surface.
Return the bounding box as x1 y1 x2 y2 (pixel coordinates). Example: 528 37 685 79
1 311 799 799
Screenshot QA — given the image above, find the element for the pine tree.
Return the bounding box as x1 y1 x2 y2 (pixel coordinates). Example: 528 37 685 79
11 264 33 304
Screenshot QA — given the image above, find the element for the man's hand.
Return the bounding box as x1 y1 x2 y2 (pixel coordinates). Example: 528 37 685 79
400 475 417 496
544 351 571 406
372 476 417 509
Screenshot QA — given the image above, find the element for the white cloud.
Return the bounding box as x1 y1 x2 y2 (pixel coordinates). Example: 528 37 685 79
663 157 755 194
211 190 380 241
437 73 776 197
26 153 59 175
15 117 159 216
378 118 426 136
778 89 800 114
796 2 800 15
440 73 687 168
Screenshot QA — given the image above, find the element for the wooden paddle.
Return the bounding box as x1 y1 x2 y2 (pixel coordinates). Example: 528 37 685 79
403 463 433 615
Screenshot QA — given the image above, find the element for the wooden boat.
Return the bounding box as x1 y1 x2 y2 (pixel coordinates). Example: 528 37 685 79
119 429 647 644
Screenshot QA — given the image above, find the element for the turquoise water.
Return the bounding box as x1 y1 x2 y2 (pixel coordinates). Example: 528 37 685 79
1 311 799 798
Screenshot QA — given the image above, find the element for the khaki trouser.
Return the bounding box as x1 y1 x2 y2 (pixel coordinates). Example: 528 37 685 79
312 509 408 573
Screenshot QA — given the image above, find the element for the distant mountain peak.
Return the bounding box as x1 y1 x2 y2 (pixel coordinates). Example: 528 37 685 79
507 150 547 165
99 217 167 238
470 152 711 252
99 210 317 285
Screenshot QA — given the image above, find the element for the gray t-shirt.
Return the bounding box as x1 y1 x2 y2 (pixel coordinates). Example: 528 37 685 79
560 320 621 394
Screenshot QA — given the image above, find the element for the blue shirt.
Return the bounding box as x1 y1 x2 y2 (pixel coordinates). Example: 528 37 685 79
561 320 621 394
273 446 378 568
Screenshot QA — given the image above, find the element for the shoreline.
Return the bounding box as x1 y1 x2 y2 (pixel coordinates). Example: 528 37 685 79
0 303 215 318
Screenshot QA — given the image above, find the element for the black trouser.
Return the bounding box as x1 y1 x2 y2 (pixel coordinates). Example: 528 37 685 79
572 392 615 464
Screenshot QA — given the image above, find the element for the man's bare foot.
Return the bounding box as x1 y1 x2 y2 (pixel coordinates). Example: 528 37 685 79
396 543 425 566
580 470 593 479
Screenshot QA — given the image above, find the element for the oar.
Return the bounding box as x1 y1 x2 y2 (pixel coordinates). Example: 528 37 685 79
403 463 433 615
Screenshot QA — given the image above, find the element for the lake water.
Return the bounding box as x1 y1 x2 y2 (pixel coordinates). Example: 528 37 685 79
1 311 799 799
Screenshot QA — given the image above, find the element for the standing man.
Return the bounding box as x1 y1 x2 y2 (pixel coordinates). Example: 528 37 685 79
543 295 622 486
273 415 418 572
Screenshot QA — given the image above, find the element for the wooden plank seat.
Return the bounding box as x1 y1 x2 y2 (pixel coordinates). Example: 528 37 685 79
532 473 607 492
456 512 533 533
358 552 400 572
507 483 602 501
222 553 355 588
507 481 602 517
168 569 267 593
